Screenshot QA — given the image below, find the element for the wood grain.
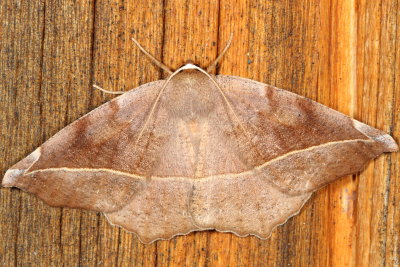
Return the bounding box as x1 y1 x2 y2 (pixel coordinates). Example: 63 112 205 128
0 0 398 266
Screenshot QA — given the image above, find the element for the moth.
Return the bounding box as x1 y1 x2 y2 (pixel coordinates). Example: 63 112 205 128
3 36 398 243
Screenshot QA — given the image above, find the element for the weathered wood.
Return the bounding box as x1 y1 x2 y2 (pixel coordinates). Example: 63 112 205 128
1 0 45 265
0 0 398 266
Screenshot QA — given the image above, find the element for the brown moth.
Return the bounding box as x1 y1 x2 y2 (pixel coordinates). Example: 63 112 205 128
2 37 398 244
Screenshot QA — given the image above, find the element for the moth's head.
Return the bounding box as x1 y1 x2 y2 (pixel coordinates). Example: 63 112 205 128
164 63 217 121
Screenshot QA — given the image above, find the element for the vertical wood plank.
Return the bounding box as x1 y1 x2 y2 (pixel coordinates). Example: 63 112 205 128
355 0 399 266
385 3 400 262
156 0 219 265
40 2 95 266
324 1 358 266
0 1 46 265
92 0 163 266
385 3 400 266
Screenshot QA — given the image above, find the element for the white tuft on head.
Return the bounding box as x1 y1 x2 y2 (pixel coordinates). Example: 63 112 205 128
180 63 199 70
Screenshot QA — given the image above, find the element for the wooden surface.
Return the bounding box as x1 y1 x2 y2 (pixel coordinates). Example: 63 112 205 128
0 0 399 266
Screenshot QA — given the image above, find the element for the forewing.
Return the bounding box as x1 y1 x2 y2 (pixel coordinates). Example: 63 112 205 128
215 75 398 195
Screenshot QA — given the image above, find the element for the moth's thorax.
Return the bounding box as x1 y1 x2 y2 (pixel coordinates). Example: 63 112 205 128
162 69 218 121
